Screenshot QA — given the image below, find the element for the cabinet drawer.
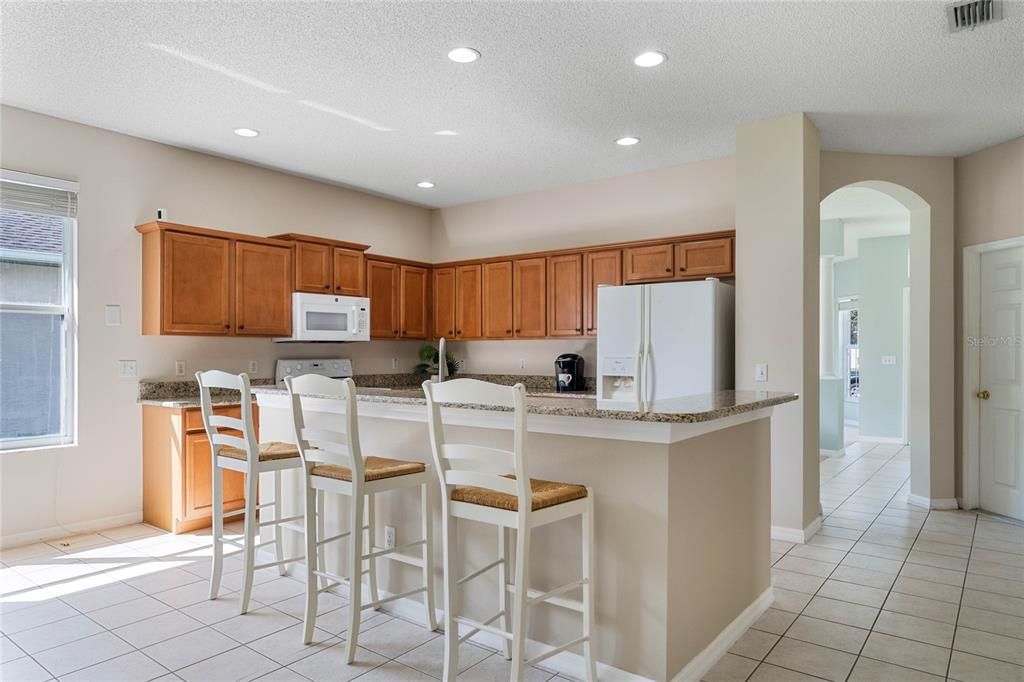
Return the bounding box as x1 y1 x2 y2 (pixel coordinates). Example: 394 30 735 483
184 405 243 433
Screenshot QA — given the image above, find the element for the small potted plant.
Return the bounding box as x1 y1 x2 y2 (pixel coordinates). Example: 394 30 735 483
413 344 458 382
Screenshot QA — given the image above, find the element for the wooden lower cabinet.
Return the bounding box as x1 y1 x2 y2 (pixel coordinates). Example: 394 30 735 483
143 404 252 533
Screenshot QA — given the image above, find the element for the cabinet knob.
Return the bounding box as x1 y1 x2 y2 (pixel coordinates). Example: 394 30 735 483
239 325 245 330
224 324 230 329
576 327 582 333
679 266 686 271
506 329 512 334
515 329 521 333
324 285 330 290
665 268 671 273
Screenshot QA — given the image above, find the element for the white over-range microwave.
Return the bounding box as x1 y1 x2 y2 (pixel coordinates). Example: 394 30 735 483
274 293 370 343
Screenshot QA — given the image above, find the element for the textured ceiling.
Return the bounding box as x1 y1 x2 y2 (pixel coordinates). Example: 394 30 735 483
2 1 1022 208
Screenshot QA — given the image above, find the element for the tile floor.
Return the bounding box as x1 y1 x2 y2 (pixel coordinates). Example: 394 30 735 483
0 522 571 681
705 441 1024 682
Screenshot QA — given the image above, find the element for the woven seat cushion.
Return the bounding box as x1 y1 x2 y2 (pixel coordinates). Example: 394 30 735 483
311 456 426 482
219 441 300 462
451 476 588 512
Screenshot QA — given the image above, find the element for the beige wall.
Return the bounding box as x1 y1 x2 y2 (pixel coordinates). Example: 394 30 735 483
821 151 956 502
0 105 432 542
954 136 1024 498
735 113 821 534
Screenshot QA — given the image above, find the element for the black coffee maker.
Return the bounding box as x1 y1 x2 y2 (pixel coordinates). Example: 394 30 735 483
554 353 586 393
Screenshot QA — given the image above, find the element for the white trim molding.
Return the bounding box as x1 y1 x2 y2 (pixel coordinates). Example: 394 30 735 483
671 587 774 682
908 494 960 511
856 435 906 445
961 235 1024 511
0 511 142 550
771 515 822 544
820 448 845 458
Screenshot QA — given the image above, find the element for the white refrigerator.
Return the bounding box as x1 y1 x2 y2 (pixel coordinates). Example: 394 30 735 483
596 279 734 411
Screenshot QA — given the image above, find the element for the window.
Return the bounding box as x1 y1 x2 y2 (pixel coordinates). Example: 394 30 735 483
0 170 78 451
839 302 859 402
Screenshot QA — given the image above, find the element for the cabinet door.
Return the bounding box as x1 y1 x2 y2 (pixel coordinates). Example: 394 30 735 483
675 237 734 279
367 260 400 339
623 243 674 283
294 241 332 293
400 265 429 339
235 241 293 336
482 261 513 339
455 264 482 339
584 249 622 336
162 231 233 335
513 257 547 338
433 267 457 338
183 432 246 523
547 253 583 337
333 247 365 296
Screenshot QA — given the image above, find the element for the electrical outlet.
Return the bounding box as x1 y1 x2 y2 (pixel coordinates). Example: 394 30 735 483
881 355 897 366
519 358 526 369
174 360 186 377
248 360 259 374
119 360 137 378
392 357 399 370
755 363 768 383
384 526 396 550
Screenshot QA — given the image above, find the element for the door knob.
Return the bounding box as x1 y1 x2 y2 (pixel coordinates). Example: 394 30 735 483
977 390 991 400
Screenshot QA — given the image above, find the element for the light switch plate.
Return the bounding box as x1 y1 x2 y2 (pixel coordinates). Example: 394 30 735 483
755 363 768 382
119 360 137 378
882 355 897 366
104 305 122 326
248 360 259 375
174 361 186 377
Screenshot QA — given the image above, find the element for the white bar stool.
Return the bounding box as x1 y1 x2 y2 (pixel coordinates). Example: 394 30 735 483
285 374 438 663
423 379 597 682
196 370 306 614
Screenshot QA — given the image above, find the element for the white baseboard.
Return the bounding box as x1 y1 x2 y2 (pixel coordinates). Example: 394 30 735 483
907 495 959 511
857 435 906 444
670 586 774 682
0 511 143 550
819 448 845 457
771 515 822 544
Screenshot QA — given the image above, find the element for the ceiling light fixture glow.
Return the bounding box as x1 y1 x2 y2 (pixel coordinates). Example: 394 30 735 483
234 128 260 137
447 47 480 63
615 136 640 146
633 51 666 67
417 181 436 189
434 130 458 136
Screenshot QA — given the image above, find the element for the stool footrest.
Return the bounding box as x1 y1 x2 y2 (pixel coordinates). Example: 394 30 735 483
254 555 304 571
454 615 512 641
363 539 425 562
362 586 426 610
369 545 424 568
456 609 506 644
457 558 504 586
318 530 353 546
259 514 304 528
526 635 589 667
507 581 587 612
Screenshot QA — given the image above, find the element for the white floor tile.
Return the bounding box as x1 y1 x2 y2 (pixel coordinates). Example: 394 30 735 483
60 651 169 682
32 631 134 678
8 614 103 654
141 627 239 671
113 610 206 649
176 645 278 682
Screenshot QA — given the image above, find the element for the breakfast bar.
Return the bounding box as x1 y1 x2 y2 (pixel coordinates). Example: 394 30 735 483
253 385 796 682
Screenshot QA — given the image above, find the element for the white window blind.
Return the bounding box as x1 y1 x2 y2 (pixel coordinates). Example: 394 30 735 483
0 169 78 451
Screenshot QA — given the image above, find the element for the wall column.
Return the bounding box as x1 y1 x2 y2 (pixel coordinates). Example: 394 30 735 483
736 112 822 540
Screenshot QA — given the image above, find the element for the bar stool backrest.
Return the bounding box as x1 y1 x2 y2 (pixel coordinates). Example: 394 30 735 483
422 379 531 511
196 370 258 464
285 375 364 483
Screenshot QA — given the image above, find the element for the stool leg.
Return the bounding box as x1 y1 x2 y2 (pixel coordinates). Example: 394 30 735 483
421 482 437 631
208 461 224 600
345 491 364 664
274 470 286 576
366 493 380 608
582 499 597 682
498 526 512 660
440 512 458 682
239 469 259 614
302 484 319 644
316 489 326 590
510 523 531 682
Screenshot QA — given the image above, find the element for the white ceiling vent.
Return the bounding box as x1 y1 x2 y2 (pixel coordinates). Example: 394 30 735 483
948 0 1003 32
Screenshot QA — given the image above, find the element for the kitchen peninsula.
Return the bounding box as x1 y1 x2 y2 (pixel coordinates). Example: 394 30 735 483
252 383 797 682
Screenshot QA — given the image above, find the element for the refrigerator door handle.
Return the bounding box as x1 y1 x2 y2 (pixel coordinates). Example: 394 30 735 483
634 287 646 411
645 343 654 411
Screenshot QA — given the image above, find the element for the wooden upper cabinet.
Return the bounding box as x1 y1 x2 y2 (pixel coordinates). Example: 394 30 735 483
294 241 332 293
234 241 292 337
623 243 675 283
334 247 365 296
584 249 622 336
366 259 400 339
400 265 428 339
432 267 456 338
481 261 513 339
160 231 233 335
675 237 734 279
513 257 547 338
547 253 583 337
455 264 482 340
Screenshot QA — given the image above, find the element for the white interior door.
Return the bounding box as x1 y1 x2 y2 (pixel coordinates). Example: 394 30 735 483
980 246 1024 520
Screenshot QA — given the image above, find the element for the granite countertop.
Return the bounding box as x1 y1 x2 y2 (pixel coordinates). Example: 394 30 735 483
251 385 798 424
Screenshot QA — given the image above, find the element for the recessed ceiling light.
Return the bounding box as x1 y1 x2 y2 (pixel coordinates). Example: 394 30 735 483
633 51 666 67
615 136 640 146
417 181 435 189
434 130 458 136
233 128 260 137
447 47 480 63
